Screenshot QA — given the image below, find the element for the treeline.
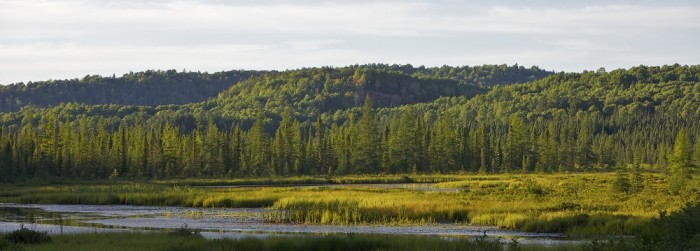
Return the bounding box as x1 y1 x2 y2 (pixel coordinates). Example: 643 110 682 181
0 99 698 181
0 69 254 113
0 64 699 181
368 63 553 87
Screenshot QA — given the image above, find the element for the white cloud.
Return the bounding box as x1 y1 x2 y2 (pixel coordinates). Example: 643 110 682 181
0 0 699 84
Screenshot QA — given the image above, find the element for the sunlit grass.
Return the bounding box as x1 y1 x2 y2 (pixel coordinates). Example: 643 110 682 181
2 173 698 236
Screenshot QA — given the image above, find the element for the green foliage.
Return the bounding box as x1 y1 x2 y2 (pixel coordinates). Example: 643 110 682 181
629 165 645 193
612 166 631 193
4 228 51 245
15 232 513 251
668 129 692 193
167 224 202 238
0 64 698 180
0 70 253 113
585 202 700 251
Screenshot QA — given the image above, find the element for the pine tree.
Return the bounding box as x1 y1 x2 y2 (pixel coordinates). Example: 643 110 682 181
668 129 691 193
229 125 243 176
95 119 111 178
351 96 379 173
612 164 631 193
333 122 352 175
248 110 269 176
575 116 595 169
630 164 644 193
0 141 14 181
522 127 538 173
161 122 179 177
559 121 575 172
387 109 419 173
429 111 458 173
315 117 330 174
478 124 490 173
505 115 527 173
203 119 224 176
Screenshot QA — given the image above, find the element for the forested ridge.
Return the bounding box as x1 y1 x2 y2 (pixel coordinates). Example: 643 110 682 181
0 69 255 113
0 64 698 182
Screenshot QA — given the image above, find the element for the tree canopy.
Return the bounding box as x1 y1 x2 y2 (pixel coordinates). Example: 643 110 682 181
1 64 698 181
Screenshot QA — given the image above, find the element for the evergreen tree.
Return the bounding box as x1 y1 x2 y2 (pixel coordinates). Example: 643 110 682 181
0 141 13 181
612 164 631 193
668 129 692 193
387 109 419 173
351 96 379 173
429 111 458 173
630 164 645 193
229 124 243 176
161 122 179 177
248 110 269 176
203 119 224 176
504 115 527 172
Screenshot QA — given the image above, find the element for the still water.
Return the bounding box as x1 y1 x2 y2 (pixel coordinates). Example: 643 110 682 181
0 203 588 246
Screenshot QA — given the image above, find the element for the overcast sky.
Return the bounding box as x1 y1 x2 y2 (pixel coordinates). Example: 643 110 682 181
1 0 699 84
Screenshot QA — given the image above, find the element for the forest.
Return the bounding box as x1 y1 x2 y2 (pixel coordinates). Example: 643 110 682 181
0 64 698 184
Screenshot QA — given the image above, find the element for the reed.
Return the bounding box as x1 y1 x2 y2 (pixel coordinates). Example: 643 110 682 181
2 173 698 236
10 232 555 251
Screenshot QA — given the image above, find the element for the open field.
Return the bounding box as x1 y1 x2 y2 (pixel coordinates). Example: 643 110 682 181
2 173 698 237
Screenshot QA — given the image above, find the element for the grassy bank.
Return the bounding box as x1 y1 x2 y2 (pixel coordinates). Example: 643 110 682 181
0 231 584 251
1 173 698 236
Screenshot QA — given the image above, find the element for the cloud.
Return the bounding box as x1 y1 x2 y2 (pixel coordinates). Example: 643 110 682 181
0 0 699 84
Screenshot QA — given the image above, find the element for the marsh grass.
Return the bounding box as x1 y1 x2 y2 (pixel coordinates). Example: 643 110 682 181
2 173 698 236
8 232 545 251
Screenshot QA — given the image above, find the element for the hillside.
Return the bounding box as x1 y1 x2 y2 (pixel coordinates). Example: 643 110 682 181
0 64 698 181
0 70 255 113
0 64 550 129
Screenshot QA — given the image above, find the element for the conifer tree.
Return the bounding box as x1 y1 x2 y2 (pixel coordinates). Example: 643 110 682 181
612 164 631 193
429 111 458 173
668 129 692 193
0 141 13 181
505 115 526 172
351 95 379 173
161 122 179 177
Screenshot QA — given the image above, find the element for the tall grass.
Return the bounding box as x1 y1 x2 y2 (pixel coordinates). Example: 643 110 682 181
9 232 519 251
2 173 698 236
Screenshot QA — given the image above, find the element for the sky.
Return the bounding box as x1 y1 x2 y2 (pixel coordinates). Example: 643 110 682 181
1 0 699 84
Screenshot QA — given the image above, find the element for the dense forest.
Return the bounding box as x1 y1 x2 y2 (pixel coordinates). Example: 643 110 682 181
0 70 255 113
0 64 698 182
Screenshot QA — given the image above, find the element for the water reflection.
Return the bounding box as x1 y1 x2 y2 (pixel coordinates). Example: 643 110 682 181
0 203 586 246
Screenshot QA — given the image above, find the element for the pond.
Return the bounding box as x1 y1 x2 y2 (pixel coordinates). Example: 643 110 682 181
0 203 588 247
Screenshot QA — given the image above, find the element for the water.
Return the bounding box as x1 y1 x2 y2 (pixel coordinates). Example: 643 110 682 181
0 203 586 246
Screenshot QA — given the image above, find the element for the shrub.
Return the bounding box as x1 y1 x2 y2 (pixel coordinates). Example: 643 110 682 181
167 224 202 238
4 227 51 244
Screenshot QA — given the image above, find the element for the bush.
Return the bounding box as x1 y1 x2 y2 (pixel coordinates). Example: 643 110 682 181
4 227 51 244
0 239 8 249
168 224 202 238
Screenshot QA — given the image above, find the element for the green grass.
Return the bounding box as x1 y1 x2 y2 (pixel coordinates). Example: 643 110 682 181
1 232 561 251
1 173 698 236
